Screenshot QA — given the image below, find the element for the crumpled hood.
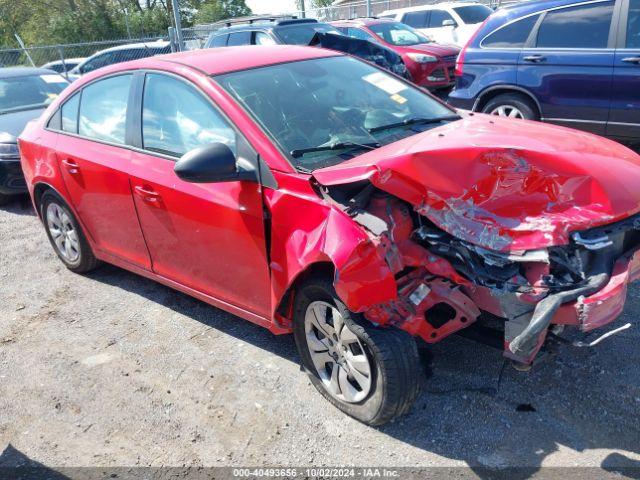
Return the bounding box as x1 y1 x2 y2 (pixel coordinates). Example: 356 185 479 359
312 114 640 252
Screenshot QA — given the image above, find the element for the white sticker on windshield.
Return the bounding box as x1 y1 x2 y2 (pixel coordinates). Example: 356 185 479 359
363 72 407 95
41 74 65 84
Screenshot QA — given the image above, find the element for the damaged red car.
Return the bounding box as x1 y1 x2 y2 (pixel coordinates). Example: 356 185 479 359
19 46 640 426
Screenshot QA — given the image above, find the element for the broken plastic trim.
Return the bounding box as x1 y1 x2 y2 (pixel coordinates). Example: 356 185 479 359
572 232 613 250
508 251 614 358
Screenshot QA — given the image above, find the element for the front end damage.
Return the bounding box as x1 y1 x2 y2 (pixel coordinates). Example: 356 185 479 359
316 183 640 364
308 123 640 365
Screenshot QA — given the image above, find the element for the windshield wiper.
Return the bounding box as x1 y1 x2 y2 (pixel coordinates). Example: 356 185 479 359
367 115 461 133
291 141 381 158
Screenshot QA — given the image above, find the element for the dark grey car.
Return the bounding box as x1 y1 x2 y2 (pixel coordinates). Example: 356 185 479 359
0 67 69 204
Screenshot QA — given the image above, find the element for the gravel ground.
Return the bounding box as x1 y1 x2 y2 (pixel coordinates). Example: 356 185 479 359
0 195 639 476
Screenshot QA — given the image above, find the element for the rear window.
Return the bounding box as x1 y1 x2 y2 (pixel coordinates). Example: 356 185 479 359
227 31 252 46
452 5 493 24
210 34 228 47
536 1 614 48
482 14 540 48
275 23 341 45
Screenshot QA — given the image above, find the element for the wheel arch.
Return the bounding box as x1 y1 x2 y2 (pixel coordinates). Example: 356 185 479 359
33 182 64 218
473 85 542 118
274 260 336 327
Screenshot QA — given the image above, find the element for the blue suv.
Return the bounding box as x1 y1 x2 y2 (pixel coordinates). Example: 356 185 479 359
448 0 640 142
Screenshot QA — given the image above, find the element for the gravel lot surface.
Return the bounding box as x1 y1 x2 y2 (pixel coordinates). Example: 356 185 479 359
1 195 639 477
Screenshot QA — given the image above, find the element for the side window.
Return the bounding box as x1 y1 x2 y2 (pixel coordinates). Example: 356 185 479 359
78 75 132 145
61 92 80 133
227 31 252 46
346 27 376 42
403 11 428 28
536 1 614 48
627 0 640 48
211 34 228 47
255 31 277 45
142 73 236 157
429 10 455 28
482 14 540 48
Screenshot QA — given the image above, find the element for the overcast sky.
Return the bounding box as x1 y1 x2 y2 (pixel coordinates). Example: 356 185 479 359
246 0 299 14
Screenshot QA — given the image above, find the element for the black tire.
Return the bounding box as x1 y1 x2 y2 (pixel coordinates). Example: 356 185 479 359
293 276 422 426
482 93 539 121
0 193 11 206
40 191 100 273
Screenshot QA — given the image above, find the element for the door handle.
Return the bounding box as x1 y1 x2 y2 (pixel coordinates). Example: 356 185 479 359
622 57 640 64
61 158 79 174
134 185 161 203
523 55 546 63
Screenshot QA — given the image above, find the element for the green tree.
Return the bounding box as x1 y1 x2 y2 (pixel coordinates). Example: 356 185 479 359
193 0 252 24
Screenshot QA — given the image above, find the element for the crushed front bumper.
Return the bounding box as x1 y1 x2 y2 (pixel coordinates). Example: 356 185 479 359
502 248 640 364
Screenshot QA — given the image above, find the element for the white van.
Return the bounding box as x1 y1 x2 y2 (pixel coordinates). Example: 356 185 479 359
379 2 493 46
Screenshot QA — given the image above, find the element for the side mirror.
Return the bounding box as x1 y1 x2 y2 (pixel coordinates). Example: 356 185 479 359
175 143 253 183
442 19 456 27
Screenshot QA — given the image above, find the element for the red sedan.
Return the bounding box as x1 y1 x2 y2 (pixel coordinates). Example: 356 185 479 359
331 18 460 90
19 46 640 425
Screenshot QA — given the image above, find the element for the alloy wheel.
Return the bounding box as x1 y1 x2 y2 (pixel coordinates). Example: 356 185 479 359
304 301 372 403
46 202 80 263
490 105 525 119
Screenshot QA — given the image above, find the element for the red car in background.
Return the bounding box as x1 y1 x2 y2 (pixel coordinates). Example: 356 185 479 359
331 18 460 90
19 46 640 426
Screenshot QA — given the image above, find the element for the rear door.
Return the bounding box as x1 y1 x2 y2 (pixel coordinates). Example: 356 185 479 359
54 74 151 268
517 0 616 134
608 0 640 139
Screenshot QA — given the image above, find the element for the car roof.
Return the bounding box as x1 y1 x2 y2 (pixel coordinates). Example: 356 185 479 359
0 67 58 78
126 45 342 76
90 40 169 55
331 17 396 27
214 18 321 34
381 2 483 14
42 57 85 66
499 0 590 14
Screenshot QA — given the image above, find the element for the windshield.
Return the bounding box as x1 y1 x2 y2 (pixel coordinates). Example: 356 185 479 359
215 56 456 172
0 74 68 114
275 23 342 45
452 5 492 24
369 21 431 46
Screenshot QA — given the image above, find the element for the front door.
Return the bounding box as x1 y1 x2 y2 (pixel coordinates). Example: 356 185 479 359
517 0 616 135
128 72 271 317
56 74 150 268
608 0 640 139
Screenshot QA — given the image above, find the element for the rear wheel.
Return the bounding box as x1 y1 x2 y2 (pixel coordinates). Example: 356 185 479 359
293 277 422 426
0 193 11 206
482 93 539 121
41 191 100 273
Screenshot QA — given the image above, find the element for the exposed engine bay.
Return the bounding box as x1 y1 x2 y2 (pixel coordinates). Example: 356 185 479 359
318 180 640 364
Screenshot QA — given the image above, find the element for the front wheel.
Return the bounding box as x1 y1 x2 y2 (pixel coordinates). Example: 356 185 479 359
293 277 422 426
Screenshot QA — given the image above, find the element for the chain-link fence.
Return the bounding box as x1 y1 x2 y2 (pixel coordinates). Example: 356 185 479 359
0 35 169 77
